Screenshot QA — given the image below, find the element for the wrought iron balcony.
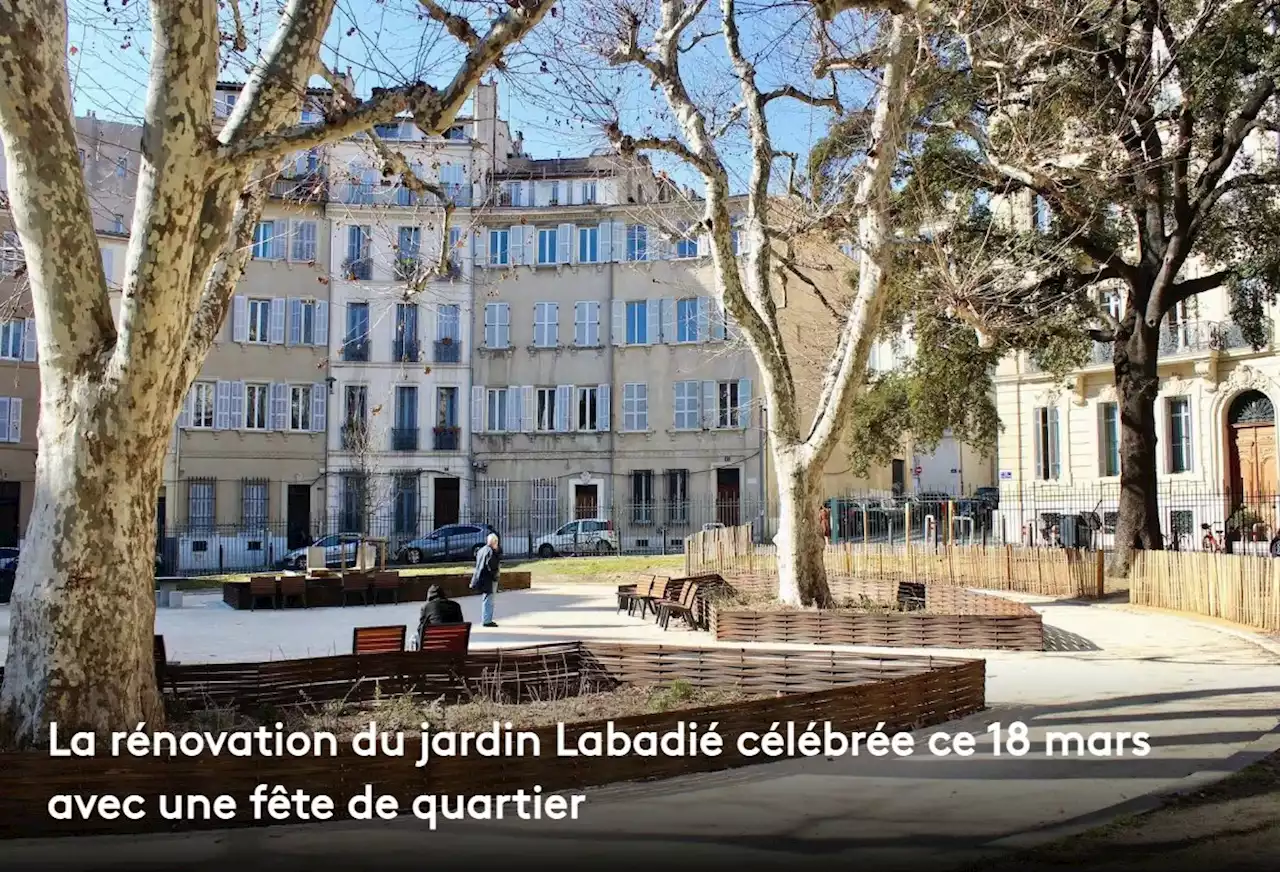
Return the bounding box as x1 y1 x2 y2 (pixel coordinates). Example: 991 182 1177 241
432 426 461 451
393 339 420 363
341 338 370 362
391 428 419 451
434 338 462 363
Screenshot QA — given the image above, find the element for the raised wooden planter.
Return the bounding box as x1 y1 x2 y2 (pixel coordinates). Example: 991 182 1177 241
0 642 985 838
221 570 532 610
711 577 1043 651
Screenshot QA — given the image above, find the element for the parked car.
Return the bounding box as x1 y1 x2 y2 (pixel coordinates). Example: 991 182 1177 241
533 519 618 557
277 533 363 570
398 524 496 564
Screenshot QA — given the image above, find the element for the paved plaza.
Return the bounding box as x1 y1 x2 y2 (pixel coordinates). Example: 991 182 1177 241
2 583 1278 870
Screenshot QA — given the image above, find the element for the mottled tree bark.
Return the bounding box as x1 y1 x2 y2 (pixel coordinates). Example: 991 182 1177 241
1109 320 1163 576
772 451 831 607
0 0 552 746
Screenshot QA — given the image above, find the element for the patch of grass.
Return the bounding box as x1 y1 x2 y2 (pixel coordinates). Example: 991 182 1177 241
188 553 687 587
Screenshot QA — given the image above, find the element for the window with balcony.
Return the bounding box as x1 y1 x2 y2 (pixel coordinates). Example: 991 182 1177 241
393 385 419 451
345 225 371 280
344 302 370 361
343 385 368 449
436 303 462 362
396 226 422 280
434 387 460 450
394 303 419 362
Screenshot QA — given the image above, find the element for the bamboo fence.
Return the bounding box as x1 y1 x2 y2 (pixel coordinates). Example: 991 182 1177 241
1132 550 1280 631
685 525 1104 598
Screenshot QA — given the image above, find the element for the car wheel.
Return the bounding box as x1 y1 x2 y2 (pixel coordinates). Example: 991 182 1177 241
537 543 556 558
292 555 307 570
405 548 423 565
595 539 614 554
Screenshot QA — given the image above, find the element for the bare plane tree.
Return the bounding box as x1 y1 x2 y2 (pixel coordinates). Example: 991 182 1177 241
0 0 553 745
590 0 931 606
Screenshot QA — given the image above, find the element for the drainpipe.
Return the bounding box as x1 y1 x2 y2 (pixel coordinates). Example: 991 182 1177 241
1014 354 1025 544
606 235 616 514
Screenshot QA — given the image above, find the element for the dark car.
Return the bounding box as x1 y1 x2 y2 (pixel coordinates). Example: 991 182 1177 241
398 524 496 564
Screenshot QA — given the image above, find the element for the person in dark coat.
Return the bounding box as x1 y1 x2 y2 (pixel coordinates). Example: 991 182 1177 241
470 532 501 627
415 584 464 645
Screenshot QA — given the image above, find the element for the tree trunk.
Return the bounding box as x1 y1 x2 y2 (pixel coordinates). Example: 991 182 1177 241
772 450 832 608
0 391 168 747
1109 321 1163 577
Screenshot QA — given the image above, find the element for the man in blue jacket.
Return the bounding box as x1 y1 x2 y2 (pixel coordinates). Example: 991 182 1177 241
470 532 502 627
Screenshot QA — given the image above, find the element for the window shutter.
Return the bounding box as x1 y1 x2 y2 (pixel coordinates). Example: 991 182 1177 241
312 384 327 433
701 380 717 429
588 301 601 345
215 381 232 430
737 378 751 429
646 299 661 345
574 301 587 346
521 385 536 432
287 298 302 345
710 299 726 341
689 380 701 425
508 224 524 265
555 384 572 432
598 221 613 262
471 385 485 433
232 296 248 342
611 221 626 262
1048 406 1061 479
22 318 36 361
270 382 289 430
611 300 625 345
661 298 676 343
178 390 192 429
505 385 521 433
558 223 573 264
269 298 286 344
597 384 610 432
314 300 329 347
0 399 8 442
498 301 511 347
8 397 20 443
272 225 286 260
230 381 246 430
1033 410 1045 480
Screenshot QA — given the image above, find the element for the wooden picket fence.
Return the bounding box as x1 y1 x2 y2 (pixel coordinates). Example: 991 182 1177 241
684 525 1104 599
1132 550 1280 631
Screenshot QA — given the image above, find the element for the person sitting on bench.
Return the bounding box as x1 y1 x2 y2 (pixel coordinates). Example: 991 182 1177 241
412 585 464 649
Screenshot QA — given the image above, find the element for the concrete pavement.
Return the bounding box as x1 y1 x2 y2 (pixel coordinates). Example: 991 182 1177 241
1 585 1278 870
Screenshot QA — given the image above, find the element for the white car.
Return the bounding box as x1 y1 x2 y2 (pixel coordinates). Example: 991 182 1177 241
278 533 363 570
533 519 618 557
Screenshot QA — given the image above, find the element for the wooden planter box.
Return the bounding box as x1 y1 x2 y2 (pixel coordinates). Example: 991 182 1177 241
711 578 1044 651
221 571 531 610
0 642 985 838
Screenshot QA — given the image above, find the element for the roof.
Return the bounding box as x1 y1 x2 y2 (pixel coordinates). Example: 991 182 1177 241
492 155 623 181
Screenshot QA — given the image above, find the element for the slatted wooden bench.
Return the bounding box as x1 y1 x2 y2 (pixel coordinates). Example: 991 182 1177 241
248 576 278 610
342 573 371 606
617 575 654 613
352 624 406 654
657 581 702 631
632 577 671 619
418 622 472 695
279 575 308 608
371 572 401 604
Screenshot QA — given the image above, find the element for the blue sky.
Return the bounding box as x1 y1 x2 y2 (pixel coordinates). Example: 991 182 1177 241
66 0 855 193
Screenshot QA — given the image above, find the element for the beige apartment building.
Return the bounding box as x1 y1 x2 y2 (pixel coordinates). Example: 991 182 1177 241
468 153 765 550
0 115 142 547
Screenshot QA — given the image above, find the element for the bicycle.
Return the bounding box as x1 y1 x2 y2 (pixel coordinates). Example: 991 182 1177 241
1201 523 1225 553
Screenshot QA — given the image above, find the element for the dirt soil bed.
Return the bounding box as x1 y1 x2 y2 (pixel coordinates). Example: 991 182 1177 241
177 679 763 738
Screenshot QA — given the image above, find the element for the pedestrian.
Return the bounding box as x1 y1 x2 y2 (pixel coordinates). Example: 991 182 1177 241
818 503 832 546
470 532 501 627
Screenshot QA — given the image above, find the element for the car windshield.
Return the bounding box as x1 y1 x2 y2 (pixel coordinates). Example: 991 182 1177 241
555 522 575 536
313 535 338 548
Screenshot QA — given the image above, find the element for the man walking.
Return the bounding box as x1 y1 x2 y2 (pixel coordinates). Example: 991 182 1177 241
470 532 501 627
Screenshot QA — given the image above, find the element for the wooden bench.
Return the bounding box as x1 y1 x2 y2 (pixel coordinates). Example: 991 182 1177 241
343 573 371 606
657 581 701 631
248 576 278 610
352 624 406 654
617 575 654 613
371 572 401 604
418 622 472 695
632 577 670 619
279 575 308 608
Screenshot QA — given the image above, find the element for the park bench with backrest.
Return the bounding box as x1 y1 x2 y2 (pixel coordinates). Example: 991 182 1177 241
657 581 702 631
631 577 670 619
417 622 473 696
617 575 656 613
279 575 308 608
352 624 407 654
342 573 372 606
248 576 278 610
